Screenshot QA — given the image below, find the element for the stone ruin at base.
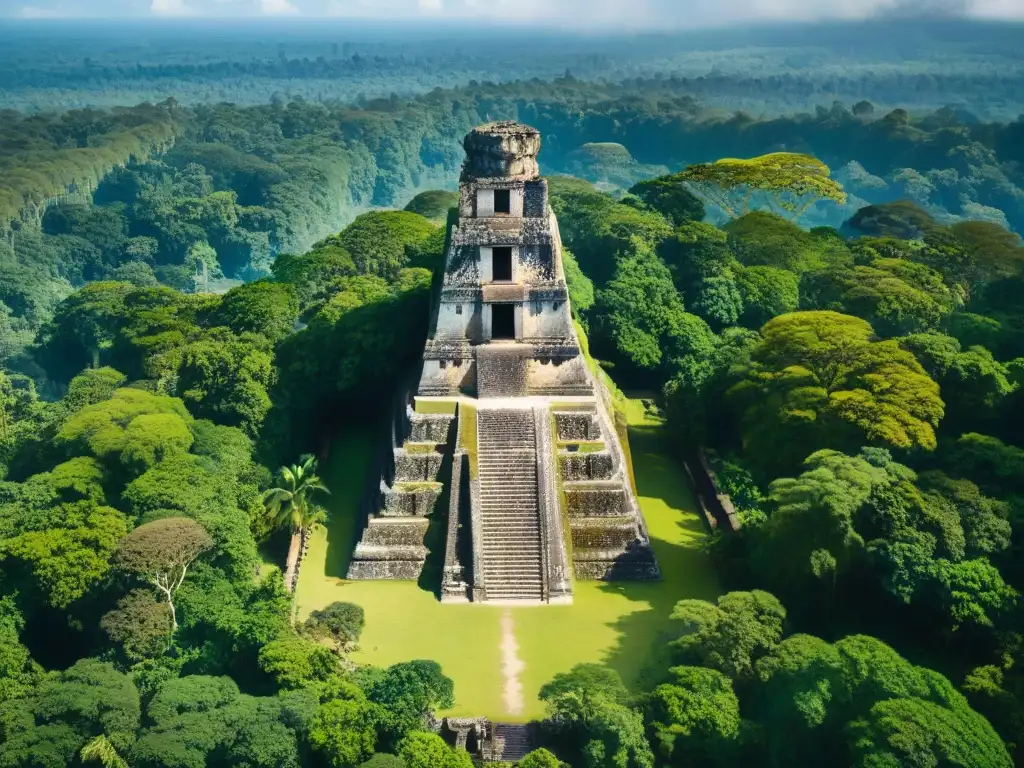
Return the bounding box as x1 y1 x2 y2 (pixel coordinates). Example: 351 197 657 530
347 121 660 603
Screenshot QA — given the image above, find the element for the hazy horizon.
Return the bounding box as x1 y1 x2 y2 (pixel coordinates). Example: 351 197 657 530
3 0 1022 27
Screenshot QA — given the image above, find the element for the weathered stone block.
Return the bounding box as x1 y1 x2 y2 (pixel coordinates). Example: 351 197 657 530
409 413 453 443
347 560 426 580
394 449 444 482
565 485 626 516
555 412 598 441
381 484 442 517
560 452 615 481
462 122 541 181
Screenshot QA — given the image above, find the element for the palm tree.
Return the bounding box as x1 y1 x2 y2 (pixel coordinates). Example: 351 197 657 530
80 736 128 768
263 454 329 592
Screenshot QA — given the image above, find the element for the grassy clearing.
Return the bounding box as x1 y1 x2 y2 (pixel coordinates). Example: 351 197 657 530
294 399 719 722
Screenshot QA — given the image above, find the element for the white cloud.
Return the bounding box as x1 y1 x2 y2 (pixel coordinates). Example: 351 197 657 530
261 0 299 13
418 0 442 12
18 4 68 15
150 0 196 15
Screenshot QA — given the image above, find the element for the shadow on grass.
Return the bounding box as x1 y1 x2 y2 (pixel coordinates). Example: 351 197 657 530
321 423 377 581
417 447 454 597
597 414 721 693
320 411 450 599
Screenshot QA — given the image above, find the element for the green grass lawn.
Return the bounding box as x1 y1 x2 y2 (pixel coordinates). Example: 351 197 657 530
293 399 719 721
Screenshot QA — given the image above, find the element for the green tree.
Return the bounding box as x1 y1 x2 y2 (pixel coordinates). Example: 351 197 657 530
539 664 654 768
847 696 1011 767
58 388 195 474
176 330 275 437
642 666 742 766
677 153 846 222
309 696 380 767
214 280 299 344
258 635 338 690
0 659 140 765
263 454 329 591
396 732 472 768
100 589 174 661
735 266 799 328
516 748 565 767
803 259 955 337
112 517 214 634
628 176 706 225
729 312 944 473
319 211 438 281
403 190 459 223
0 499 129 609
368 661 455 748
303 602 366 653
671 591 786 680
34 281 134 380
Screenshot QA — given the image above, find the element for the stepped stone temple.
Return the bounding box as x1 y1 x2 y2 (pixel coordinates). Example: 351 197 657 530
347 121 659 603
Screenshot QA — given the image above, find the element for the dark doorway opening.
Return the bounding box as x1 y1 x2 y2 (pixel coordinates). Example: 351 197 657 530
492 246 513 281
493 188 511 215
491 304 515 340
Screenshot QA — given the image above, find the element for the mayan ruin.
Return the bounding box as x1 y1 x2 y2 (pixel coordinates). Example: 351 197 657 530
347 121 660 603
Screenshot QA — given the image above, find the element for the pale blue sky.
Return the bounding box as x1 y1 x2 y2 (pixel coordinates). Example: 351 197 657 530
6 0 1023 25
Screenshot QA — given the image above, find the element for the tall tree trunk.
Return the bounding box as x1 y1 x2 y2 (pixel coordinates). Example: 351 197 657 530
284 529 302 592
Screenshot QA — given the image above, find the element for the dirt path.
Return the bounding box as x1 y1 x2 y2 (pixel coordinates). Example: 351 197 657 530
500 608 525 715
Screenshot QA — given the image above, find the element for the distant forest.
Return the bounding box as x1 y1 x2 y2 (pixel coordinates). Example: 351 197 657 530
3 76 1024 385
2 19 1024 117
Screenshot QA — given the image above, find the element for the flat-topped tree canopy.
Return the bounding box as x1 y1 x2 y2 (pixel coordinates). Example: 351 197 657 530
462 121 541 181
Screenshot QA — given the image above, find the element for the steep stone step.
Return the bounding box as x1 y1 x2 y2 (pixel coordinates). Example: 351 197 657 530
476 408 544 602
487 724 533 763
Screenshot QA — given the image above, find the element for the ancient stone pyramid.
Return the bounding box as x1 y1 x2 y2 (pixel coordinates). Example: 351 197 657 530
347 121 659 603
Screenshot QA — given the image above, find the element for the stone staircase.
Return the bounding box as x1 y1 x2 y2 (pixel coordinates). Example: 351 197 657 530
477 408 544 601
485 723 533 763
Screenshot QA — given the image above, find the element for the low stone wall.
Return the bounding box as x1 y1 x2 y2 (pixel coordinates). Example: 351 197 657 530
535 406 572 602
441 449 469 603
684 449 741 532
